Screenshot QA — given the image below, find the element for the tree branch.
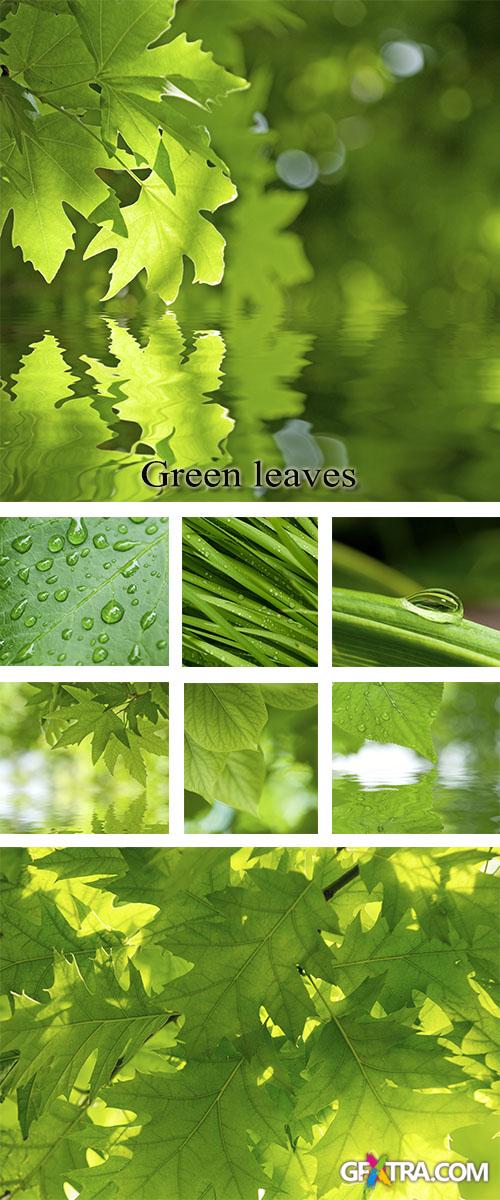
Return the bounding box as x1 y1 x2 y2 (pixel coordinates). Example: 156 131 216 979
323 864 360 901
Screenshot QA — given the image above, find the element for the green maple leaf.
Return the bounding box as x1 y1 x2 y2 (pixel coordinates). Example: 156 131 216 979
1 334 116 502
82 313 232 465
2 955 173 1132
1 3 99 109
84 141 236 303
162 867 338 1054
297 982 480 1198
0 881 101 999
0 515 168 665
0 112 110 279
0 1096 103 1200
73 1047 283 1200
332 682 443 761
329 910 480 1024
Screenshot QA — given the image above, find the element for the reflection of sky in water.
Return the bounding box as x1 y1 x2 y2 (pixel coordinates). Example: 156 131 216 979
332 742 431 789
332 739 500 831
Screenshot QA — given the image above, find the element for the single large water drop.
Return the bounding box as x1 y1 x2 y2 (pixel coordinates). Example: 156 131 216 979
67 517 88 546
12 534 32 554
47 535 64 553
101 599 124 624
401 589 464 623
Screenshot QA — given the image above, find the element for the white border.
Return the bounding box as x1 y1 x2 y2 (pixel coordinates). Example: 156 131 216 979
0 503 499 851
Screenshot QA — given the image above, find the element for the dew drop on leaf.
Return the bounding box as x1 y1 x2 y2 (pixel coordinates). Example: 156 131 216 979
122 559 140 578
140 610 157 630
15 642 34 662
101 599 124 624
81 548 90 558
54 589 69 602
98 633 109 644
113 539 137 552
128 643 141 664
47 535 64 553
24 616 37 628
18 567 30 583
93 534 108 549
66 552 79 566
62 629 73 641
0 576 11 590
92 646 108 662
10 599 28 620
401 589 464 623
146 523 158 534
82 617 94 630
67 517 88 546
0 555 10 566
130 517 146 524
36 558 53 572
11 534 32 554
37 591 49 602
58 653 66 663
46 575 58 585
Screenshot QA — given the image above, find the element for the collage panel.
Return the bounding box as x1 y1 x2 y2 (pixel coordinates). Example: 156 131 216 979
1 845 497 1198
184 682 318 834
332 516 500 666
0 516 169 666
182 516 318 666
332 681 500 835
0 681 169 835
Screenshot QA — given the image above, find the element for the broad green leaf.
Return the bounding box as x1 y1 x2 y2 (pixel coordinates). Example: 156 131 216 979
0 113 110 280
333 588 500 666
260 684 318 710
184 731 226 797
184 684 267 752
85 142 237 303
0 516 168 665
332 682 443 761
213 748 265 816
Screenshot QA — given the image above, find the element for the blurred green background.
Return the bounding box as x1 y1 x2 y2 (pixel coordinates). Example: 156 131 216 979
333 516 500 626
3 0 500 499
0 684 169 833
185 701 318 833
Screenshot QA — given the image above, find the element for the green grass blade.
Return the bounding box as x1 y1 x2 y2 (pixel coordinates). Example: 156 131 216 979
333 588 500 666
